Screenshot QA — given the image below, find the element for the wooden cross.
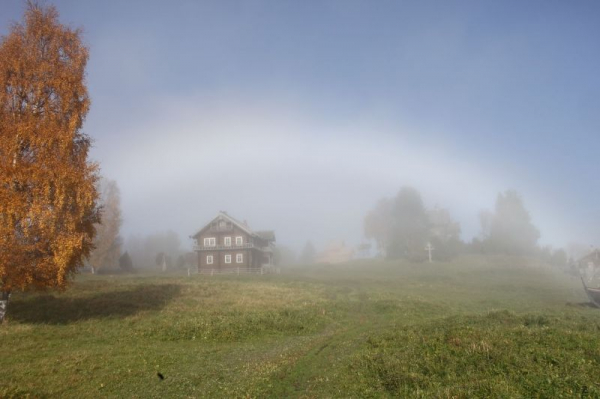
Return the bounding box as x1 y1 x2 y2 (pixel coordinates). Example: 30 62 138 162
425 242 434 263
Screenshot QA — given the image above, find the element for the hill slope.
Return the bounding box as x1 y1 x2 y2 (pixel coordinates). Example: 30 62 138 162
1 256 599 397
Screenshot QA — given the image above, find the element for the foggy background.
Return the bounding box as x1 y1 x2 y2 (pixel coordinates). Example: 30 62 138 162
2 0 599 252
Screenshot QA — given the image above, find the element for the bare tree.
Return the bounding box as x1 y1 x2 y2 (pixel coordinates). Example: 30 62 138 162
89 179 122 273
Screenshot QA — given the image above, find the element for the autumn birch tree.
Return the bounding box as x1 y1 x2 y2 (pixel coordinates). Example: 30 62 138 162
0 3 99 322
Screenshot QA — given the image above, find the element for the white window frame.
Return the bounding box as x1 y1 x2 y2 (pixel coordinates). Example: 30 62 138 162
235 236 243 246
224 236 232 246
224 254 232 264
204 237 216 247
206 255 213 265
236 253 243 263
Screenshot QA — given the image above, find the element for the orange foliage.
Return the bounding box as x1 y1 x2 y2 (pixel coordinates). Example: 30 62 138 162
0 4 99 293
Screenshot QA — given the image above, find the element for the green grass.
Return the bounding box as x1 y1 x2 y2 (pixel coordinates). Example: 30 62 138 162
1 255 600 398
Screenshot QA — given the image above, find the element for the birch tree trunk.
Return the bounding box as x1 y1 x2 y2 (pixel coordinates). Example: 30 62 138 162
0 291 10 323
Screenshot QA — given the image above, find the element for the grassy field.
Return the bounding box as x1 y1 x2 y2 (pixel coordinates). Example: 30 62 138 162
2 255 600 398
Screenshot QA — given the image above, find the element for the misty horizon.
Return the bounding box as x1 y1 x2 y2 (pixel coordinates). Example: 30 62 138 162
2 0 599 253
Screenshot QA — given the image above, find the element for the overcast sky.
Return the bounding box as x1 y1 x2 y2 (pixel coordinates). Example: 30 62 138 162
2 0 600 252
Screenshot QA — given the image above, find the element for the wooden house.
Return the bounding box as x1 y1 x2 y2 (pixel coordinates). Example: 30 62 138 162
192 212 276 273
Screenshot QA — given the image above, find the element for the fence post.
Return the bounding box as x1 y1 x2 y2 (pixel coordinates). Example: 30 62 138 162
211 269 214 276
237 267 240 276
261 267 264 275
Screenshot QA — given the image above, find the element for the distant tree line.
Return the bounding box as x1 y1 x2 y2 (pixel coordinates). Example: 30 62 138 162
124 231 194 272
88 178 196 274
470 190 567 267
365 187 462 261
471 190 539 255
364 186 567 266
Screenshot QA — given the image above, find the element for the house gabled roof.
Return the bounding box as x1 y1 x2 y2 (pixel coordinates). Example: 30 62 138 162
191 211 255 239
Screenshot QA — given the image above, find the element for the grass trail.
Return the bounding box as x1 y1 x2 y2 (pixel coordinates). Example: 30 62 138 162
1 256 599 397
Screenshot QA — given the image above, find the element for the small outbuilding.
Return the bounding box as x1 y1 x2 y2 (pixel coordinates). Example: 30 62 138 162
578 249 600 307
316 240 355 264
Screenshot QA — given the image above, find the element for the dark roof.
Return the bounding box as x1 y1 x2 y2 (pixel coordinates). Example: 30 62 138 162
191 212 275 242
256 230 276 242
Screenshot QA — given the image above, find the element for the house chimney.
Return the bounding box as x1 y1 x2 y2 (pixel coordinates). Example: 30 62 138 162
243 220 248 226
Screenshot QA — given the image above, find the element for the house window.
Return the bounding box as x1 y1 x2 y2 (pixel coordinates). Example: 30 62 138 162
206 255 213 265
236 254 243 263
225 254 232 264
224 236 231 246
235 236 243 246
204 237 216 247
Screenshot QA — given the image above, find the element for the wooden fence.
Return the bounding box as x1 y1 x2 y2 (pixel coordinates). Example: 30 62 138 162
197 267 281 276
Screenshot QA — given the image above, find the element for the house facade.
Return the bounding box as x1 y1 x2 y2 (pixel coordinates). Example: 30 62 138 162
192 212 275 272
